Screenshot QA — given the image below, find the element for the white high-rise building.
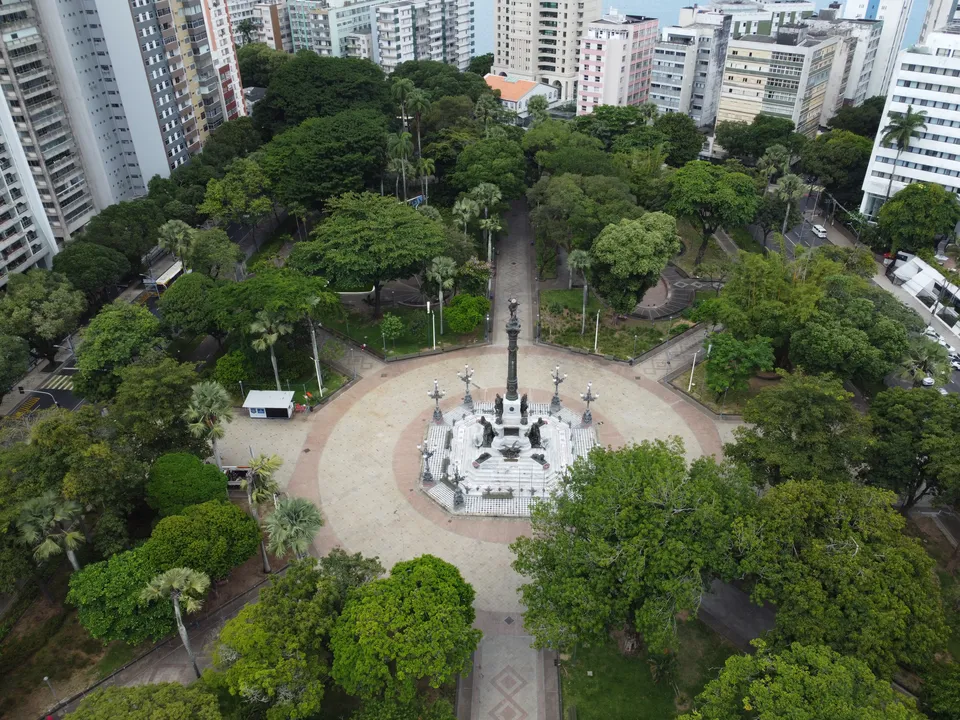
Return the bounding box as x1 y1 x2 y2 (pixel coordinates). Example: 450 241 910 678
254 0 294 52
804 7 881 107
374 0 473 74
920 0 960 44
860 23 960 216
491 0 602 101
705 0 816 36
228 0 259 44
842 0 914 98
289 0 387 57
651 9 732 127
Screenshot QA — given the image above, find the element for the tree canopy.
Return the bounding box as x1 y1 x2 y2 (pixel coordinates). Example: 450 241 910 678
590 213 681 314
68 683 222 720
448 136 527 198
79 198 166 271
827 95 886 138
737 480 948 677
0 334 29 404
715 116 804 164
157 272 219 339
391 60 489 101
330 554 481 701
237 42 290 88
52 241 130 299
146 453 227 517
877 181 960 253
800 129 872 207
0 270 86 363
512 440 754 653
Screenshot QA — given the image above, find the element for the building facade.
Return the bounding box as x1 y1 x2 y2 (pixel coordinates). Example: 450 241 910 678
491 0 602 101
921 0 960 45
651 11 732 127
289 0 385 57
841 0 914 99
694 0 815 37
374 0 472 73
575 11 657 115
485 73 559 117
804 7 880 107
716 26 840 137
860 24 960 216
254 0 294 51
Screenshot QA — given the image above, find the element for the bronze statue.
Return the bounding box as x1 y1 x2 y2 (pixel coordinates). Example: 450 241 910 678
526 417 546 449
520 393 528 415
479 416 497 448
494 393 504 424
508 297 519 321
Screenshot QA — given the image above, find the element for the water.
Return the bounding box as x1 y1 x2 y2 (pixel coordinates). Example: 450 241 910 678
473 0 926 58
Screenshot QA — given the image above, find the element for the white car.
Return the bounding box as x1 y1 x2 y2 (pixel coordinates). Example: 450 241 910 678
924 326 941 340
922 376 936 387
811 224 828 239
940 388 950 396
951 360 960 372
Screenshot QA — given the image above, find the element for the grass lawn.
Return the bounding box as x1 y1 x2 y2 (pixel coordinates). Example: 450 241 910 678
540 289 693 361
562 621 735 719
674 221 728 277
670 360 779 416
728 225 765 254
325 305 484 357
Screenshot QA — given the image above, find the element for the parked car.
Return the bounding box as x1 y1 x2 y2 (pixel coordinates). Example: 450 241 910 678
811 225 828 239
922 376 936 387
951 360 960 371
924 326 941 340
939 387 950 396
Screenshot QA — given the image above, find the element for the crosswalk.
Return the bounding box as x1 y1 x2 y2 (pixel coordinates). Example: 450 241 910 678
41 374 74 391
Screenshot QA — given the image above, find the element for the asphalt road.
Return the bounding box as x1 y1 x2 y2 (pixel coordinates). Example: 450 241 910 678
7 367 82 418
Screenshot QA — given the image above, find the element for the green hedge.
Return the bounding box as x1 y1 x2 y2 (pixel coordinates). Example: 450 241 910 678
146 453 227 517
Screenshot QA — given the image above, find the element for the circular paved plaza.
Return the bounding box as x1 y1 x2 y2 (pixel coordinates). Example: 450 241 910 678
285 343 724 613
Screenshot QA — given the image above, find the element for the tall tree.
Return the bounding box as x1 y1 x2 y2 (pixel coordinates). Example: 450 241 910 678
79 198 165 271
51 241 130 300
466 53 493 76
800 129 873 207
157 219 195 264
186 229 242 280
680 641 925 719
250 309 293 391
704 332 775 400
263 497 323 560
331 555 482 701
0 270 86 364
184 381 234 470
68 684 222 720
737 480 949 677
141 568 211 678
288 192 446 317
244 453 283 573
407 88 431 156
74 302 163 400
590 213 681 315
237 42 290 87
392 60 489 101
877 181 960 253
0 334 29 406
726 371 870 487
16 490 84 573
669 161 758 264
879 105 927 201
157 272 219 341
199 157 274 249
146 453 227 517
392 77 415 130
567 249 592 335
388 131 414 201
775 173 807 237
449 137 526 199
827 95 886 138
469 182 502 262
452 196 478 236
652 111 704 166
427 256 456 334
513 440 754 653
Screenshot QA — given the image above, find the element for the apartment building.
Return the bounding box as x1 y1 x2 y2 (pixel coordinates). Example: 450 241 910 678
716 26 840 137
228 0 258 43
921 0 960 44
860 23 960 216
651 10 732 127
0 0 96 259
804 7 880 107
491 0 602 101
575 11 657 115
374 0 472 73
39 0 245 211
254 0 294 51
344 31 375 59
289 0 386 57
702 0 815 37
841 0 914 98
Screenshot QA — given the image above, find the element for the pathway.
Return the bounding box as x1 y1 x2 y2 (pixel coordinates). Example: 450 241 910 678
494 199 536 347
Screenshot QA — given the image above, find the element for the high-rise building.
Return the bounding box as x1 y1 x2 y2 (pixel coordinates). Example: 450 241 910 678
491 0 602 101
228 0 258 44
39 0 245 211
575 11 658 116
289 0 386 57
841 0 914 99
254 0 294 52
651 9 731 127
374 0 472 74
0 0 97 261
860 23 960 216
716 25 841 137
804 7 881 108
705 0 816 36
920 0 959 45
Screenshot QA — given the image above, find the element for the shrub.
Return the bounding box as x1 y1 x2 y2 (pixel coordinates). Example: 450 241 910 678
213 350 252 387
142 501 260 580
444 294 490 334
93 510 130 558
146 453 228 517
69 683 222 720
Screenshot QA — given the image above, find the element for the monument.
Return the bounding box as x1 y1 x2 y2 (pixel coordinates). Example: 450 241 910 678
417 299 599 517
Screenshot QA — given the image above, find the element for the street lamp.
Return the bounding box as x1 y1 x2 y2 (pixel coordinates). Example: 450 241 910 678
550 365 566 414
580 382 598 425
428 378 445 424
416 443 435 483
457 365 474 410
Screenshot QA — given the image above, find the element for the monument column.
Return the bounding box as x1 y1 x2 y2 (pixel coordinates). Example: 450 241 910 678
505 297 520 401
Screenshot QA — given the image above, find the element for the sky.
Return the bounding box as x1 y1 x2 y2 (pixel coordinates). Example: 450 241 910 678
473 0 927 57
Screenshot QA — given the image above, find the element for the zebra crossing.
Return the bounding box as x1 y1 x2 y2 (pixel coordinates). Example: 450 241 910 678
41 374 74 391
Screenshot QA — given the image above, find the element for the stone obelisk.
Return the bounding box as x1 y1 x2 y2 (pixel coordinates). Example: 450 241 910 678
505 297 520 401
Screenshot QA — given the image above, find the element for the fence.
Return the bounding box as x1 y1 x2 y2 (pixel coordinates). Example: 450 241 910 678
38 565 290 719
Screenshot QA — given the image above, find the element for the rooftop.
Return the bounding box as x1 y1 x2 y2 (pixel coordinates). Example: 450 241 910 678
484 74 540 102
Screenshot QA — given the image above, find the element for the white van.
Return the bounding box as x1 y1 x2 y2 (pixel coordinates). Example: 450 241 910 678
811 224 828 239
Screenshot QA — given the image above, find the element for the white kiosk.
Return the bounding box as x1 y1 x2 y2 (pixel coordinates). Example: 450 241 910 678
243 390 295 419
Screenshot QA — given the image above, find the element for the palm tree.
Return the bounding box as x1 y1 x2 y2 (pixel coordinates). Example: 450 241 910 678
16 491 84 573
475 94 500 137
387 157 405 199
527 95 549 125
388 132 414 201
637 102 658 125
407 89 431 156
470 183 502 262
776 174 807 238
880 105 928 202
184 381 234 470
452 197 479 236
416 156 435 204
392 77 415 130
427 256 457 334
479 217 502 265
757 144 792 183
243 453 283 574
898 337 950 386
141 568 210 678
263 497 323 560
157 219 195 266
251 309 293 392
236 18 256 44
567 249 593 335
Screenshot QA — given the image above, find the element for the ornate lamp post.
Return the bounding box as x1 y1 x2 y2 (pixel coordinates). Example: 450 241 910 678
428 378 445 424
550 365 566 414
580 382 598 425
417 443 435 483
505 298 521 401
457 365 474 411
451 463 465 510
